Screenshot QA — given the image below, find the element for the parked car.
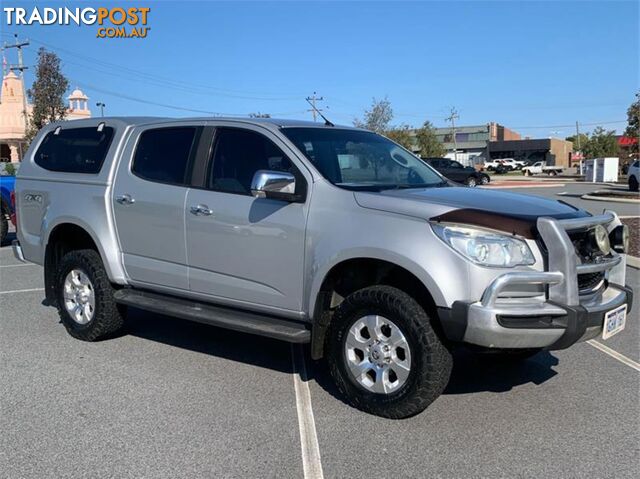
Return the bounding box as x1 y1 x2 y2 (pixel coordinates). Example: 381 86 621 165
522 161 564 176
499 158 525 170
12 118 632 419
425 158 490 186
628 160 639 191
483 159 513 172
483 159 502 171
0 162 18 243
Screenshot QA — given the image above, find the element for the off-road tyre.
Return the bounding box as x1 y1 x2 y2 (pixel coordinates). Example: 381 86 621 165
326 286 452 419
56 249 124 341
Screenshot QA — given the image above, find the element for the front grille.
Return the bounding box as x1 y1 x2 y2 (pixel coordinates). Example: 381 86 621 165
577 271 605 293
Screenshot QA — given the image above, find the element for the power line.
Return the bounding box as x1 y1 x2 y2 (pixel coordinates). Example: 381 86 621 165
445 107 459 162
2 34 30 159
305 92 324 122
27 36 302 101
68 78 307 117
511 120 626 130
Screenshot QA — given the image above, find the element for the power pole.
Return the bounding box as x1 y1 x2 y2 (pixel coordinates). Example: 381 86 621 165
445 107 459 162
4 34 30 160
575 121 581 151
305 92 324 122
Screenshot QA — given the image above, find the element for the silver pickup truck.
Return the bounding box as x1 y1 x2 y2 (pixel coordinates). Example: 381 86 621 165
13 117 632 418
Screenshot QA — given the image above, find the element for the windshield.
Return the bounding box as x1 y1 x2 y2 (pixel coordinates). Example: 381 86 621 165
281 128 447 191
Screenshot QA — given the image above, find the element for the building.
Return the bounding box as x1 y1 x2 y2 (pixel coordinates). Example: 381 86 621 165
0 71 31 162
434 122 521 160
0 71 91 163
67 88 92 120
616 135 638 166
488 138 574 168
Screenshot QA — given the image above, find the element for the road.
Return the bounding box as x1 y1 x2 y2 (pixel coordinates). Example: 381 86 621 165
1 182 638 478
492 181 639 216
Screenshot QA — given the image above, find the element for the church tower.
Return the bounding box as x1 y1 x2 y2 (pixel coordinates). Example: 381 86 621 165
0 70 30 163
67 88 92 120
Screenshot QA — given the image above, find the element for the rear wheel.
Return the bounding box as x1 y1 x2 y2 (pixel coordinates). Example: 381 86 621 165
56 249 125 341
465 176 478 187
548 170 558 177
630 175 639 192
326 286 452 419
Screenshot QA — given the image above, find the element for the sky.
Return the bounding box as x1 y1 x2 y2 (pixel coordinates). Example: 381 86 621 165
1 0 638 138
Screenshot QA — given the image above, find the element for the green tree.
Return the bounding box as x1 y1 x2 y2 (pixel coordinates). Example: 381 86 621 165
25 48 69 144
415 121 445 158
583 126 618 159
565 133 589 152
624 92 639 156
354 97 393 134
385 124 414 150
248 112 271 118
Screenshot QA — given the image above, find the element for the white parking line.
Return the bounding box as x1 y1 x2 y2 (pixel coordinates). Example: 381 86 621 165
291 344 324 479
0 288 44 295
587 340 640 372
0 264 38 268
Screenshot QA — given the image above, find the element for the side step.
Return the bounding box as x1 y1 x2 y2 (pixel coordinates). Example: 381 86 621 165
113 289 310 343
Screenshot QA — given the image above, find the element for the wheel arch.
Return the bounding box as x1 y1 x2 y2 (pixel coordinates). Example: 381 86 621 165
43 220 118 306
309 255 444 360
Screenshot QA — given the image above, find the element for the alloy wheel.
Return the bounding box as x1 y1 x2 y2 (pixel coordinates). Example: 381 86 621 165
344 315 412 394
63 269 95 324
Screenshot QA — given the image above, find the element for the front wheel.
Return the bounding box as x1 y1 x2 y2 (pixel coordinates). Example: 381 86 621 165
465 177 478 187
56 249 125 341
326 286 452 419
480 175 490 185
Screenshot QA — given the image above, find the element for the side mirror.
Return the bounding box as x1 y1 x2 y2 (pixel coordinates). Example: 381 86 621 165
250 170 298 201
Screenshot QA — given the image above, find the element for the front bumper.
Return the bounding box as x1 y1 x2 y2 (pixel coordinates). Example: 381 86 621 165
444 282 632 350
439 212 633 350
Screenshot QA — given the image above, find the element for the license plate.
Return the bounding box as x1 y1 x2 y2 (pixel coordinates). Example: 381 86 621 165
602 304 627 340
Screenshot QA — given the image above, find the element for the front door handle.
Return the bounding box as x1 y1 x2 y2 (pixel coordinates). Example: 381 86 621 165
116 194 135 205
190 204 213 216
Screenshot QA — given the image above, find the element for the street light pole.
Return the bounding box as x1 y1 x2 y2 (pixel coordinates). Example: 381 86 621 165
96 102 105 117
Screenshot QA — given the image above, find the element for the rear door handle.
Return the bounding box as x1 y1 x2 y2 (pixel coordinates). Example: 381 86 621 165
116 194 135 205
190 204 213 216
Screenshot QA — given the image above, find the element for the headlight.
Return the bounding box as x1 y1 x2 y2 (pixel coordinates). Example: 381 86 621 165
590 224 611 255
432 224 536 267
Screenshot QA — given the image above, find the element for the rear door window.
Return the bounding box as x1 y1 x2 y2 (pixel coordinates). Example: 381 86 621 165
132 127 198 185
35 127 114 174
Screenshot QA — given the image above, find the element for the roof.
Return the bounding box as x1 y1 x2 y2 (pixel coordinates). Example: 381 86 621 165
68 88 88 100
47 116 355 130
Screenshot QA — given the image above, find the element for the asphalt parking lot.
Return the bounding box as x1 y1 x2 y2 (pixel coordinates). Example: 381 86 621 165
1 183 638 478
